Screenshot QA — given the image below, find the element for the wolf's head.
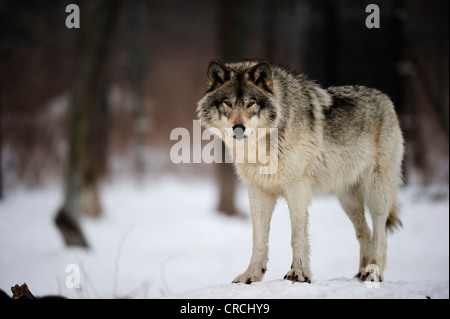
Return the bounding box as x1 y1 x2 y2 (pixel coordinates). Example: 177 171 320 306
196 60 279 143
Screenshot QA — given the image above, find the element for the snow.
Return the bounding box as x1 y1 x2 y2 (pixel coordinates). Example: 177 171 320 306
0 175 448 299
169 279 449 299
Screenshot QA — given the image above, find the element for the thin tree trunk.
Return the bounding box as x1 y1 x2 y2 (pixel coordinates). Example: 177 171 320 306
0 89 3 200
215 0 249 216
217 142 238 216
393 0 418 184
263 0 277 62
55 0 124 247
129 1 149 184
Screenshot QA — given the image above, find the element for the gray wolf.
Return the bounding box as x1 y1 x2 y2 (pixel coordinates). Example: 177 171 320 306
196 60 404 283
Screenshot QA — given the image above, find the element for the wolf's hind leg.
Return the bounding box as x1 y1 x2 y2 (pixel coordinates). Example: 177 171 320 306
337 183 372 280
232 187 276 284
363 167 398 282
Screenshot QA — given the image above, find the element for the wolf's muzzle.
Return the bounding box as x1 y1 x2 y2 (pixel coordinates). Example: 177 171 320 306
232 124 246 140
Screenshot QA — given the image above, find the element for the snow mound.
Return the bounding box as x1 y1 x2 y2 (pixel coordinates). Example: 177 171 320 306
167 278 449 299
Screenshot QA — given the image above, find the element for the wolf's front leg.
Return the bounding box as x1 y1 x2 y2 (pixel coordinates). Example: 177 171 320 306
232 187 277 284
283 181 312 283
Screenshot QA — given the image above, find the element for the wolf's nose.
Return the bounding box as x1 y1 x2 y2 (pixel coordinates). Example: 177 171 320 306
232 124 246 140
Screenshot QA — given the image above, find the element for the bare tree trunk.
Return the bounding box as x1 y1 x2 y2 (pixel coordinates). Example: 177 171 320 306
322 0 338 87
0 65 3 200
0 91 3 200
128 1 149 184
215 0 250 216
217 142 239 216
263 0 277 62
392 0 420 184
55 0 124 247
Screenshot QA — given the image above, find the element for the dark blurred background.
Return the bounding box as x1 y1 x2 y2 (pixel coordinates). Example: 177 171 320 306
0 0 448 244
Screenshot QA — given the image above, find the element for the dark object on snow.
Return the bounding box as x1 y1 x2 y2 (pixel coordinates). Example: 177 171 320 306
1 283 67 299
11 283 35 299
55 208 89 248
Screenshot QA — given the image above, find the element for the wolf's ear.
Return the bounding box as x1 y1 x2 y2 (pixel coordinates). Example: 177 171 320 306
206 60 229 92
248 61 273 94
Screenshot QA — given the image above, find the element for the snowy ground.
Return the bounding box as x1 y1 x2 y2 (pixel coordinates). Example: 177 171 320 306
0 175 448 299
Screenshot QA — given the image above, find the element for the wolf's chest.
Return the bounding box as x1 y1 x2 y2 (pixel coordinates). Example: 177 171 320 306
234 160 289 195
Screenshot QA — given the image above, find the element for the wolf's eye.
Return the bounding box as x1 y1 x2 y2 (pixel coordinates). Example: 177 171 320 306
223 99 232 107
247 101 255 108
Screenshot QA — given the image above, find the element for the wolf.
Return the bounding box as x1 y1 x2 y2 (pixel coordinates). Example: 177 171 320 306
196 60 404 283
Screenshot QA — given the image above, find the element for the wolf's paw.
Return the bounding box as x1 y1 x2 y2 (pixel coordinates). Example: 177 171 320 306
232 268 265 284
355 268 367 281
357 264 383 282
283 268 311 283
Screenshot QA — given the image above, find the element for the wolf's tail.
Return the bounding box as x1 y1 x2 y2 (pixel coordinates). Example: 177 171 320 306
386 203 402 233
